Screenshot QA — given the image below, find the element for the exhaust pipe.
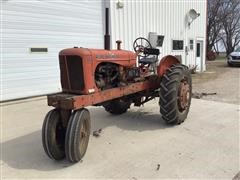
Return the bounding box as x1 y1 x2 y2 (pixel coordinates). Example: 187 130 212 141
104 8 110 50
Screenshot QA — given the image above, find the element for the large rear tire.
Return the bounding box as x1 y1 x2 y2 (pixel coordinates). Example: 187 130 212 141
42 109 66 160
65 108 91 163
159 64 192 125
103 99 131 115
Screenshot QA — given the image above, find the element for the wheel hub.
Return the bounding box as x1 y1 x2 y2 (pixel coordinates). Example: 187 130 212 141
79 118 89 155
178 79 190 111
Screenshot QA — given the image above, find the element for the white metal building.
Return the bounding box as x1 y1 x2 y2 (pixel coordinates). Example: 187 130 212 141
1 0 207 101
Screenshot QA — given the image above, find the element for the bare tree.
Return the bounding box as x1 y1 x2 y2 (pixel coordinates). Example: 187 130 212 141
219 0 240 56
207 0 223 52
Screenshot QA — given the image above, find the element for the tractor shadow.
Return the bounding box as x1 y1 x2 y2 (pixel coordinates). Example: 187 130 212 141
0 131 73 172
1 105 171 172
90 105 171 132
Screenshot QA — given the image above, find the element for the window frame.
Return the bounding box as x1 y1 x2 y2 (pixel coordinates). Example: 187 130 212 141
196 42 201 57
189 39 194 51
172 39 184 51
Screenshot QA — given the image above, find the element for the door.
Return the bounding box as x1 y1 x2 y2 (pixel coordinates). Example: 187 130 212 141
196 41 203 72
1 0 104 101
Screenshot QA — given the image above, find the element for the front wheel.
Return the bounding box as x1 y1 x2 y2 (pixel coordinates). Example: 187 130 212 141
159 64 192 125
42 109 66 160
65 108 91 163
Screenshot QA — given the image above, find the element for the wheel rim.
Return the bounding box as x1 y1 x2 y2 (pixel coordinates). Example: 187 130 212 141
178 78 190 112
79 118 90 156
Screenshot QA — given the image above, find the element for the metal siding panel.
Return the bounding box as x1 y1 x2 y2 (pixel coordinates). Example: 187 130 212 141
1 0 104 101
110 0 207 68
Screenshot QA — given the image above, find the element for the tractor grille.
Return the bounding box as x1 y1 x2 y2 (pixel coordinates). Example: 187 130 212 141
59 55 84 92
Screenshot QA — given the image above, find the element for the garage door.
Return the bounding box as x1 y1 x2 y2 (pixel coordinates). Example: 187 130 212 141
1 0 104 101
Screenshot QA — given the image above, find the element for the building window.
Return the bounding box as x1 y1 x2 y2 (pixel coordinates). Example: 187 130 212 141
196 43 201 57
172 40 184 51
189 39 194 50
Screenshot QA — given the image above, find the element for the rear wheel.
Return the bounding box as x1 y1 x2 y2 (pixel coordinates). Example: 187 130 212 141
65 108 91 163
103 99 131 114
159 64 192 125
42 109 66 160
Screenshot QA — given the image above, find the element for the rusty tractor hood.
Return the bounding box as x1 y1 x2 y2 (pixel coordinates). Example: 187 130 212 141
59 47 136 62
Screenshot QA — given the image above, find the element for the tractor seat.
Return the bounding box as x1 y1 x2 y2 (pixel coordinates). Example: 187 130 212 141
139 57 158 64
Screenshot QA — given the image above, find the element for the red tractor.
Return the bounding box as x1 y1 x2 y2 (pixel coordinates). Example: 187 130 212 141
42 8 192 163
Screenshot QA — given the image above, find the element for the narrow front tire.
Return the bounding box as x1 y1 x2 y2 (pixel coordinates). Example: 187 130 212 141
42 109 66 160
65 108 91 163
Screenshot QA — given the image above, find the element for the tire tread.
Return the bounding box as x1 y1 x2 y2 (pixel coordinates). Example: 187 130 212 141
159 64 192 125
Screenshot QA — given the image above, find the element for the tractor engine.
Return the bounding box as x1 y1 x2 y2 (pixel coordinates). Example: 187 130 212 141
95 62 141 90
95 63 120 90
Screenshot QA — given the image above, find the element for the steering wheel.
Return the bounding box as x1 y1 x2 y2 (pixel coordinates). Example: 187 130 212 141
133 37 152 57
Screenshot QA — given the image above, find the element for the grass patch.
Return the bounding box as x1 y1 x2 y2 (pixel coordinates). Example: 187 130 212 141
216 52 226 60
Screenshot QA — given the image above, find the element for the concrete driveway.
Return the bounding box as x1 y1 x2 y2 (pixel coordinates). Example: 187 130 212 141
1 97 239 179
192 59 240 105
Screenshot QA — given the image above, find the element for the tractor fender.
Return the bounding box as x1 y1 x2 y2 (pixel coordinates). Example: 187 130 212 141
157 55 181 76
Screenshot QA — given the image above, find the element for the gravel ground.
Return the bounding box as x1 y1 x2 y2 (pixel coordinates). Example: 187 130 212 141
192 59 240 105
